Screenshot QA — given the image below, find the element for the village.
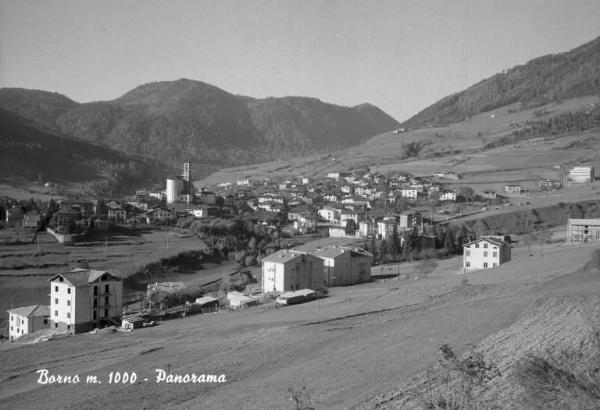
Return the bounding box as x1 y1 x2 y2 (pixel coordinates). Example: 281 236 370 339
1 161 598 343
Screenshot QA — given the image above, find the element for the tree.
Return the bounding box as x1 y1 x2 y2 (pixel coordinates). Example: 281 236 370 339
536 227 552 255
344 219 358 236
457 186 474 203
523 233 533 256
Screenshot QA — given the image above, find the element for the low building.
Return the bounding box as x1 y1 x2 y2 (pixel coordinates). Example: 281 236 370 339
121 316 145 330
318 206 341 224
400 188 418 199
227 292 259 309
566 218 600 244
463 238 511 271
504 185 522 194
21 211 42 229
147 281 186 297
107 206 127 222
49 269 123 334
7 304 50 341
276 289 318 305
261 250 325 293
480 190 497 200
399 212 421 230
568 166 594 183
440 190 457 201
194 296 219 313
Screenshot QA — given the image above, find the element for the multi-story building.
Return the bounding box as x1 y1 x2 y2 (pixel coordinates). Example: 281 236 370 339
463 238 511 271
306 246 372 287
7 304 50 341
49 268 123 334
261 251 325 293
566 218 600 244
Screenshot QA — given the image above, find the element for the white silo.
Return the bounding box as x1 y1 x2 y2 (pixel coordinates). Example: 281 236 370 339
166 177 183 204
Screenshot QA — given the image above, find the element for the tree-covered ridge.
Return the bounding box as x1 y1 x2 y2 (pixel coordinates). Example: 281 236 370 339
0 108 169 194
0 79 399 171
402 35 600 128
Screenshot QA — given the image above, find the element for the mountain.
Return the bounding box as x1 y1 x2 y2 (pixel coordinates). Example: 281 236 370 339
0 79 399 172
402 35 600 128
0 108 171 193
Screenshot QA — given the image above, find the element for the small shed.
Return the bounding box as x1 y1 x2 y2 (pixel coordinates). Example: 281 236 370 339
276 289 318 305
227 291 259 309
121 316 145 330
194 296 219 313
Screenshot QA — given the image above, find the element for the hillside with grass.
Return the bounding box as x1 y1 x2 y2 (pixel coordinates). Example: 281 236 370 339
0 79 399 172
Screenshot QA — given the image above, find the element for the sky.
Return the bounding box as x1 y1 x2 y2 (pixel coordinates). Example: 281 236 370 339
1 0 600 122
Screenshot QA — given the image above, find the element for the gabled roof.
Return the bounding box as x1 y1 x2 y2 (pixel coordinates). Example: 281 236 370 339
7 304 50 317
49 268 121 287
464 238 509 248
261 250 304 263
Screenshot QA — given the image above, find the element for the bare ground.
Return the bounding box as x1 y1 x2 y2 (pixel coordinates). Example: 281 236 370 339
1 241 599 409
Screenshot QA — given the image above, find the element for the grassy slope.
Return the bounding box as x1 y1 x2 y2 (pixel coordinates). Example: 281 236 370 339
199 96 600 186
1 241 599 409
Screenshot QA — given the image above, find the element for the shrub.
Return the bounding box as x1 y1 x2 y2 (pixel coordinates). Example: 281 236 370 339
416 258 439 276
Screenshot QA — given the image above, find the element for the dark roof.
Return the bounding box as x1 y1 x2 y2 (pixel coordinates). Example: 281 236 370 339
49 268 121 287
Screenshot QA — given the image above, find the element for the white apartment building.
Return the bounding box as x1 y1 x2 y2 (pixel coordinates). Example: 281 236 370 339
261 251 325 293
49 268 123 334
463 238 511 271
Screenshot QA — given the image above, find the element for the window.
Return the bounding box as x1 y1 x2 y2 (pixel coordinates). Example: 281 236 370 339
55 286 58 292
465 262 471 267
44 319 48 324
105 284 110 293
105 296 109 305
21 319 24 324
104 308 109 318
55 323 58 328
483 262 488 268
67 313 70 319
493 252 497 258
10 315 13 321
483 243 488 248
67 300 71 306
93 286 98 295
93 311 97 320
483 251 488 257
54 310 58 317
475 244 479 248
10 326 13 331
93 298 98 307
466 250 470 256
67 288 71 294
67 325 70 330
55 298 58 304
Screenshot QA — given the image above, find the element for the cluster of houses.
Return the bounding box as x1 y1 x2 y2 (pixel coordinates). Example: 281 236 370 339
10 214 600 341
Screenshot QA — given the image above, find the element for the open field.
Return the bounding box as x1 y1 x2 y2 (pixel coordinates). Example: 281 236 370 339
1 240 599 409
0 229 215 333
198 96 600 187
